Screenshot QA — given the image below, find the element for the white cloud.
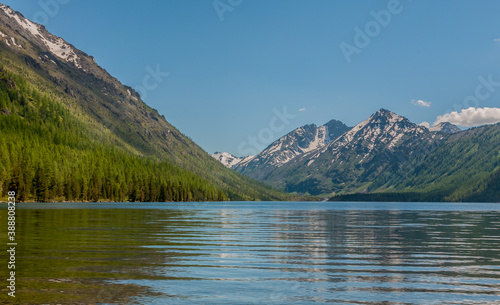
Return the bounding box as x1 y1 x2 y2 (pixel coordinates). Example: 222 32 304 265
299 108 307 112
434 107 500 127
494 38 500 42
418 121 430 129
411 99 431 107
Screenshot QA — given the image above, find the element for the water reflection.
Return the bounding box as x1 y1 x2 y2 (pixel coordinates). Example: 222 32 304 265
0 203 499 304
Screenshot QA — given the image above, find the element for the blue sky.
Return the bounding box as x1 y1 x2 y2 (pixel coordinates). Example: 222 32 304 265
3 0 500 155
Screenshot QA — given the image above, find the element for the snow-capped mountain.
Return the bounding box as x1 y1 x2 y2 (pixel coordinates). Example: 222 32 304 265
0 4 125 79
430 122 461 134
211 152 253 168
321 108 431 157
0 4 81 68
252 109 446 195
231 119 351 180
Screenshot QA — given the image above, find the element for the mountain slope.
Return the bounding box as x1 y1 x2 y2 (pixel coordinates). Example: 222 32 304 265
0 4 290 202
385 123 500 201
331 123 500 202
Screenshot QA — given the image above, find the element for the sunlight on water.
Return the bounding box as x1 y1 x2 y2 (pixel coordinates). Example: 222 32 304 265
1 202 500 304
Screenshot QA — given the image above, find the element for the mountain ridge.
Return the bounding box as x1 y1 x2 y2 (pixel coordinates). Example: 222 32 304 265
265 108 441 195
213 108 499 201
225 119 351 180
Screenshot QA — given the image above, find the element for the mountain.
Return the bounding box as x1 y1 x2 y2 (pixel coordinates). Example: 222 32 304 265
230 119 351 180
224 108 499 202
323 119 353 141
211 152 252 168
259 109 441 195
384 123 500 201
430 122 461 134
332 122 500 202
0 4 291 202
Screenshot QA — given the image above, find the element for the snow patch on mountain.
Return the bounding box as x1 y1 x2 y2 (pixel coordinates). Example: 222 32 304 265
10 36 21 48
319 125 332 145
235 155 256 167
258 124 329 167
430 122 461 134
388 133 404 149
211 152 252 168
314 109 431 165
0 4 82 68
343 116 372 143
304 126 326 152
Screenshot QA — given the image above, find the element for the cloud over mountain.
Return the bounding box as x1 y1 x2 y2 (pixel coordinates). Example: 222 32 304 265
435 107 500 127
418 121 431 128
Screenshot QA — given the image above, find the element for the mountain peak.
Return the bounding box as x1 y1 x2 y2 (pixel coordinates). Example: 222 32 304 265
322 119 347 129
360 109 410 131
324 108 428 156
211 152 247 168
322 119 351 144
375 108 394 115
430 122 461 134
372 108 403 120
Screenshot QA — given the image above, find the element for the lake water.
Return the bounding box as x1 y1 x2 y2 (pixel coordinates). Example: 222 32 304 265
2 202 500 304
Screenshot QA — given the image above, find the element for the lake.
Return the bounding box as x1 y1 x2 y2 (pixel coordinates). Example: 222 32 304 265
1 202 500 304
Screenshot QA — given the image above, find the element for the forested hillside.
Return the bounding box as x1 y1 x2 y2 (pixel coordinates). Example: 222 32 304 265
387 124 500 202
0 5 292 202
330 123 500 203
0 66 228 202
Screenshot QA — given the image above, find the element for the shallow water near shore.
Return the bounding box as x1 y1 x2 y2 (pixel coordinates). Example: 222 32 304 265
1 201 500 304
